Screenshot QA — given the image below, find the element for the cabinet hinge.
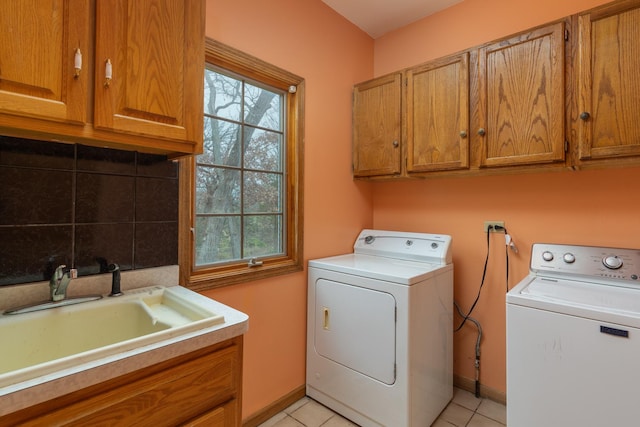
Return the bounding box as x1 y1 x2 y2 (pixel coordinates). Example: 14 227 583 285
564 29 569 41
565 140 569 152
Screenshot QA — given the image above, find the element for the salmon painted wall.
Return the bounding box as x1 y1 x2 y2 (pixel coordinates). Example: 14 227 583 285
372 0 638 395
201 0 374 420
374 0 611 75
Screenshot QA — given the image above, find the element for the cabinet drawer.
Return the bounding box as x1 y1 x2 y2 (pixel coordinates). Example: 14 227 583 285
185 400 239 427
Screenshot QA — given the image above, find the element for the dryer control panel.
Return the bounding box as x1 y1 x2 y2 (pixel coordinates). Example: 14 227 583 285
531 243 640 284
354 229 452 265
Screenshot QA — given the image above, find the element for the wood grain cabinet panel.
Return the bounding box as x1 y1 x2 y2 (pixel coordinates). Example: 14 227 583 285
0 0 90 124
577 1 640 162
352 73 402 177
407 53 470 173
0 0 204 157
475 22 566 168
1 337 243 427
94 0 204 149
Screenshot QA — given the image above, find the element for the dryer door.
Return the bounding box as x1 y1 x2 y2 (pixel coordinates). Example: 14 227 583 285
314 279 396 384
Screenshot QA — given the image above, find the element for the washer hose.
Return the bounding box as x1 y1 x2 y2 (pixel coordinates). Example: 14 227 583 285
454 301 483 398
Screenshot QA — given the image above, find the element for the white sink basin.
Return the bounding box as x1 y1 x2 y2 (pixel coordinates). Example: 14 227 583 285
0 286 225 389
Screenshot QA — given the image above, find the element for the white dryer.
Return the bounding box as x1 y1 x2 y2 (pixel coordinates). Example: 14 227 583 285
306 229 454 427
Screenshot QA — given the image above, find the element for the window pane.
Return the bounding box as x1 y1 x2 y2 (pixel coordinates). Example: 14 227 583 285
204 69 241 121
244 83 281 131
195 216 241 265
244 128 282 171
199 117 241 167
244 172 281 213
195 167 240 214
244 215 282 258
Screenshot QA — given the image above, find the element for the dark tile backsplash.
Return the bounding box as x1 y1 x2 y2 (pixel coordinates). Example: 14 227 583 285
0 136 179 286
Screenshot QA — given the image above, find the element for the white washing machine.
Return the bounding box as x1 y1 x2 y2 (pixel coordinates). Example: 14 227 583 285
507 243 640 427
306 229 453 427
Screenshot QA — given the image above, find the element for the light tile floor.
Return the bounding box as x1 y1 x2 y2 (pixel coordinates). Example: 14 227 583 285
258 388 506 427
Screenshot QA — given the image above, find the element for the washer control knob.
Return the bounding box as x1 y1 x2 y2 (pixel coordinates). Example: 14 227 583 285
563 253 576 264
542 251 554 262
364 235 375 244
603 255 623 270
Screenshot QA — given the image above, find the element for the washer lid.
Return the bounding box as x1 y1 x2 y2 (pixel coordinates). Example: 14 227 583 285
508 276 640 327
309 253 449 285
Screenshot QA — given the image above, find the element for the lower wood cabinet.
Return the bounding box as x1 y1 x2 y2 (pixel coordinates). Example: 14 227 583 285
1 336 243 427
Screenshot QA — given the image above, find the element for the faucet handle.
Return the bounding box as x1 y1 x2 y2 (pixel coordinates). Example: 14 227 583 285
54 265 77 279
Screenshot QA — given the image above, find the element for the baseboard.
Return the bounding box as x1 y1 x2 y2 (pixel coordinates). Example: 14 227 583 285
454 374 506 405
242 385 306 427
242 378 503 426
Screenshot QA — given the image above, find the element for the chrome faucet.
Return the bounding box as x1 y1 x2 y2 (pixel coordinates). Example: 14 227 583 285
49 265 78 302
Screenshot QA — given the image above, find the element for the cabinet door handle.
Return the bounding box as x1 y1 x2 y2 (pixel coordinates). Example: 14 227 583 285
477 128 486 136
579 111 590 121
104 59 113 87
460 130 468 138
392 140 399 148
74 48 82 79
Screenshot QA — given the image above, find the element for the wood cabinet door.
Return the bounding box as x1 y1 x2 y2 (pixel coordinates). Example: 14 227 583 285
577 3 640 161
185 400 239 427
0 0 89 124
407 53 469 173
476 22 565 167
20 342 241 426
94 0 204 152
352 73 402 177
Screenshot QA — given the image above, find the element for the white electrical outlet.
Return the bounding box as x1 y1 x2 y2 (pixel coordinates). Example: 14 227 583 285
484 221 505 232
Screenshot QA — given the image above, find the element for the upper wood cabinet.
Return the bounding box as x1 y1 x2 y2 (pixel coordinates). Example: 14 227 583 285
0 0 204 157
576 1 640 164
352 53 470 178
0 0 90 124
406 53 470 173
352 73 402 177
474 22 566 168
94 0 204 148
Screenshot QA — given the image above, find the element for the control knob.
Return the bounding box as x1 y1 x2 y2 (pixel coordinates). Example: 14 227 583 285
563 253 576 264
602 255 623 270
542 251 554 262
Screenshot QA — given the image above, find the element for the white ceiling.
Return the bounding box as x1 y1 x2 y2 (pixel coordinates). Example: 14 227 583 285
322 0 463 38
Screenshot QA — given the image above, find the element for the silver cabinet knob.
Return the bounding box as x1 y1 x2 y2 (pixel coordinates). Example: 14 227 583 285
477 128 486 136
460 130 468 138
579 111 590 121
392 140 399 147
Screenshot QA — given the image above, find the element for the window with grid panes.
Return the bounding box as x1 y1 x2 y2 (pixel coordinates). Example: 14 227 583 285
180 40 304 289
